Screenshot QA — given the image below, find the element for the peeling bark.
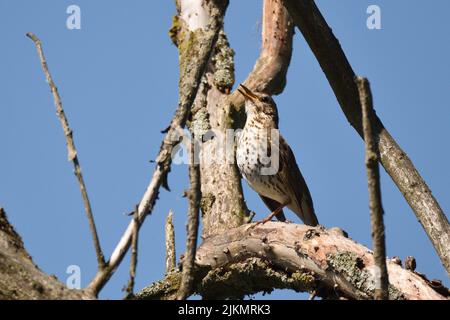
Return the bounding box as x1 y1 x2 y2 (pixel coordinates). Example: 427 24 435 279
137 223 448 300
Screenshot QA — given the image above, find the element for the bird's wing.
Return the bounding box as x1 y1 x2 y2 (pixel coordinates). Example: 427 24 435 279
259 195 287 221
277 134 319 226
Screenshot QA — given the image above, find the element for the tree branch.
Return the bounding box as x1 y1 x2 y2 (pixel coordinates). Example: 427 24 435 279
229 0 294 113
357 77 389 299
124 206 139 299
85 0 229 296
137 223 448 300
177 137 201 300
172 0 250 237
26 32 105 270
165 209 177 274
282 0 450 275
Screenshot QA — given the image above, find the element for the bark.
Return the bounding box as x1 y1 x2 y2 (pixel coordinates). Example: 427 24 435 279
137 222 448 300
173 0 249 237
0 208 93 300
165 210 176 274
194 40 250 237
282 0 450 275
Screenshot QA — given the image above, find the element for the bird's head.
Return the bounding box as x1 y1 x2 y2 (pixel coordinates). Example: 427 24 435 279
237 84 279 126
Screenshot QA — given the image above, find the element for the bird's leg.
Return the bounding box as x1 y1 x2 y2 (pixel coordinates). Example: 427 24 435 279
251 202 288 228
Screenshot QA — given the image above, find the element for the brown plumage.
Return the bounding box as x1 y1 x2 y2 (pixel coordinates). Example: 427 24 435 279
236 84 318 226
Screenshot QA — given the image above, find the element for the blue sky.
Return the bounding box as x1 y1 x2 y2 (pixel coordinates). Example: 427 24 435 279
1 1 448 299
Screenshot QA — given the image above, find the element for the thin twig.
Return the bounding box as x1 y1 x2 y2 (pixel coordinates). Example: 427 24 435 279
124 205 139 299
165 209 176 274
26 32 105 269
177 137 201 300
85 2 227 296
356 77 389 300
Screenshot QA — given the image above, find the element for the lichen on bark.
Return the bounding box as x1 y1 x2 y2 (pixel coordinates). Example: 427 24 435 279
199 257 315 299
326 251 405 300
135 271 182 300
212 31 235 92
173 10 248 237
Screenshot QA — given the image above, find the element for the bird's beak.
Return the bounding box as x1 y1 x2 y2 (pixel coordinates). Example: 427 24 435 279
237 84 258 102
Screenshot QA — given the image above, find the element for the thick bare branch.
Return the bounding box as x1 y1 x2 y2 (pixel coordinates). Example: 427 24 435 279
282 0 450 275
26 32 105 269
137 223 448 300
177 138 201 300
229 0 294 113
165 209 176 274
172 0 250 237
357 77 389 299
191 38 250 237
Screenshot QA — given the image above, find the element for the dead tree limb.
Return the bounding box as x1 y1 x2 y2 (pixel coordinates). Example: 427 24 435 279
26 32 105 269
177 138 201 300
282 0 450 275
124 206 139 299
165 209 176 274
137 223 448 300
357 77 389 299
86 0 229 296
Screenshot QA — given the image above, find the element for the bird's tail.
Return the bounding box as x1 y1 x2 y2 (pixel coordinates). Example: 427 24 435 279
300 197 319 226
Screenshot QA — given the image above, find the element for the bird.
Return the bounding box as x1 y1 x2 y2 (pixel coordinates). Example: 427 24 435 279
236 84 319 226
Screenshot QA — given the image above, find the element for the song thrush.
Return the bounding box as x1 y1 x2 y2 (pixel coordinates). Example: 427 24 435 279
236 84 319 226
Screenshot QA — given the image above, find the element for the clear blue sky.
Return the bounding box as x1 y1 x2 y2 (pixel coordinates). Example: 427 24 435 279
1 1 448 299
